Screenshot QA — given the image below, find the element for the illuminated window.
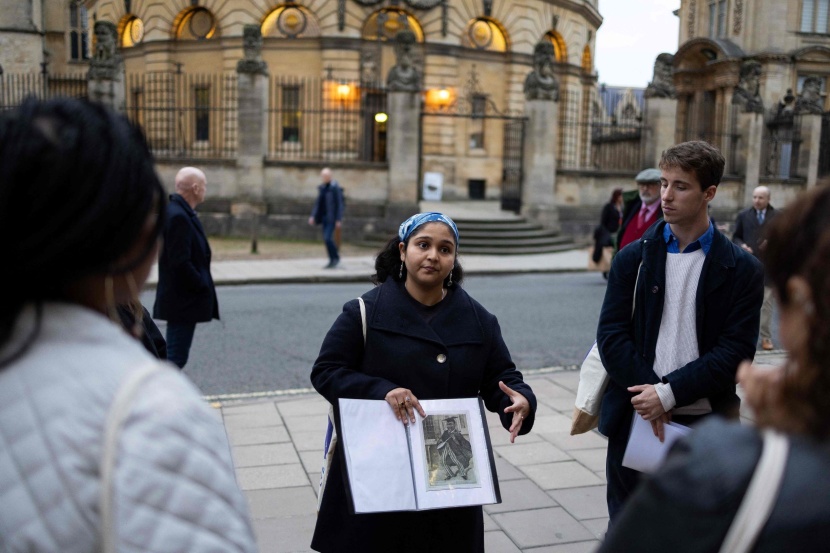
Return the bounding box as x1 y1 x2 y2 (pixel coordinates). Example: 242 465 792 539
121 16 144 48
362 8 424 42
69 1 89 60
463 18 508 52
802 0 830 33
262 4 320 38
176 8 217 41
544 31 567 63
582 45 592 72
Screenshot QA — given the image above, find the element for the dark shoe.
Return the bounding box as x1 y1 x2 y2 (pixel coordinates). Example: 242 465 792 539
323 261 335 269
761 338 774 351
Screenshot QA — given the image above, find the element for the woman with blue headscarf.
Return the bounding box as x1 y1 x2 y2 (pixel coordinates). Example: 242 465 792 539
310 212 537 552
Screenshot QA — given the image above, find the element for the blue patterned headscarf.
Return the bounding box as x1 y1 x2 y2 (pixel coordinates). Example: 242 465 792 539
398 212 459 245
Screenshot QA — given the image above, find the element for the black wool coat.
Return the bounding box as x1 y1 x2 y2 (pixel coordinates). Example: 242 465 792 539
310 279 537 553
153 194 219 324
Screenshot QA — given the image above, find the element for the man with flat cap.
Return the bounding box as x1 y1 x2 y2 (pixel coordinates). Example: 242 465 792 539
617 168 664 251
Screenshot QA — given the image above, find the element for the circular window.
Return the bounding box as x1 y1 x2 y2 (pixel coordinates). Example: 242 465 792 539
189 9 215 39
121 16 144 48
277 6 308 38
469 20 493 49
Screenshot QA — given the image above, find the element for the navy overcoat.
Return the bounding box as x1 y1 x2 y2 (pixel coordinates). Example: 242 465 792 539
153 194 219 323
310 279 537 553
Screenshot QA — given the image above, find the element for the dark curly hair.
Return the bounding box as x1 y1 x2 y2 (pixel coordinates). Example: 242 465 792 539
0 97 165 366
372 236 464 287
762 186 830 439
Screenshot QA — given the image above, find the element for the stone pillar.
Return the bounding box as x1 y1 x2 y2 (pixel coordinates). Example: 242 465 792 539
798 113 823 188
738 112 765 205
235 25 269 202
643 97 678 167
522 99 559 231
521 41 561 231
87 21 125 113
385 91 421 222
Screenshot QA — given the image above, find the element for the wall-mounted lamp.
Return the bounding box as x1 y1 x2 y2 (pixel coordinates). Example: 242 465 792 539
437 88 451 102
374 112 388 124
336 84 351 99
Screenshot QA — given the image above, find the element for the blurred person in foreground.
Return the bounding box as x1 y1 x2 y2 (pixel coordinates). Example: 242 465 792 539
0 97 256 552
599 185 830 552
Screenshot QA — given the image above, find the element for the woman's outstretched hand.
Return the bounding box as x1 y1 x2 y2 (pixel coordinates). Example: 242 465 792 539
385 388 426 425
500 381 531 443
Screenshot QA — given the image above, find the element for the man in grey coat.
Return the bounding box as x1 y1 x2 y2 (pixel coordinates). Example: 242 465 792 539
733 185 777 350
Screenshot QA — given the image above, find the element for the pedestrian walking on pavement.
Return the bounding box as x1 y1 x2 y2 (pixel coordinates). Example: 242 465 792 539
0 97 256 552
309 212 537 553
153 166 220 369
597 141 764 523
733 185 778 351
590 187 624 278
308 167 345 268
600 185 830 553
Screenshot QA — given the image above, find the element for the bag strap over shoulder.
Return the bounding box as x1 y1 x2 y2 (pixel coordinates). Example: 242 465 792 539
357 297 367 345
718 430 789 553
100 362 164 553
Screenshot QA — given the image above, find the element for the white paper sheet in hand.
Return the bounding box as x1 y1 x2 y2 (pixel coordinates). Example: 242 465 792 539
621 415 692 474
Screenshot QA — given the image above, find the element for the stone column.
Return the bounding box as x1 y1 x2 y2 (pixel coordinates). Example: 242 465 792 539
520 41 560 231
235 25 269 202
522 99 559 230
385 91 421 222
739 111 764 205
643 97 678 166
798 113 823 188
384 30 422 225
87 21 125 113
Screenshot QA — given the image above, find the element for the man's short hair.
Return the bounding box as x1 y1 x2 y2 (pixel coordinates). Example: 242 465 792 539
659 140 725 190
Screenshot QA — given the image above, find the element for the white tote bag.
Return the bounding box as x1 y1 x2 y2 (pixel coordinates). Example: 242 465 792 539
571 262 642 435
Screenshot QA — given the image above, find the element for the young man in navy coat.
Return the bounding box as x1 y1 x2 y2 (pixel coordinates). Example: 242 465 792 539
153 166 219 368
308 167 345 268
596 141 764 523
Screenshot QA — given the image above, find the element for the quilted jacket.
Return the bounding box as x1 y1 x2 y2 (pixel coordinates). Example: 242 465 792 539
0 303 257 552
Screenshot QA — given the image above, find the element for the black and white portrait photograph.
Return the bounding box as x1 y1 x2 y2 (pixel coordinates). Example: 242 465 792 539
420 413 480 491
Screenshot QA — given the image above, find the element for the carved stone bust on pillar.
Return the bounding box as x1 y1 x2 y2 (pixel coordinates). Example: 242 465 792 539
386 30 421 92
732 60 764 114
795 76 824 114
88 21 122 81
523 42 559 101
644 53 676 99
237 25 268 75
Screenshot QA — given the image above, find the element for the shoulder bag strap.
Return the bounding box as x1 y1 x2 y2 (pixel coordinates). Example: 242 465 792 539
357 297 367 344
100 362 164 553
718 430 789 553
631 261 643 318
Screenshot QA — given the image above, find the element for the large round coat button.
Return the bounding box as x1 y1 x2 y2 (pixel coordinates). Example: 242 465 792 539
437 354 447 363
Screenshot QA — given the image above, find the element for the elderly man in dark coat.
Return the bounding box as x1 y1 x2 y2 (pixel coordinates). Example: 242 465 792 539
153 166 219 368
617 168 664 252
733 185 777 350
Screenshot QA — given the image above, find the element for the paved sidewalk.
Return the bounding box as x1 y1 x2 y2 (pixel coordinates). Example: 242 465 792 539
148 248 590 287
217 353 787 553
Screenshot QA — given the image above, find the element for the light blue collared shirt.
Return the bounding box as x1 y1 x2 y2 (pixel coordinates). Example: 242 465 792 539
663 221 714 254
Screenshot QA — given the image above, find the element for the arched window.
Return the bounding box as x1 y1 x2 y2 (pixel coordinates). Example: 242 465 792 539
362 8 424 42
463 17 508 52
120 15 145 48
175 7 217 41
544 30 567 63
262 4 321 38
582 45 592 72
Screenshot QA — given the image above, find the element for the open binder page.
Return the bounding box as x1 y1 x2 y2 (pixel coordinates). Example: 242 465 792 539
408 398 498 510
338 399 416 513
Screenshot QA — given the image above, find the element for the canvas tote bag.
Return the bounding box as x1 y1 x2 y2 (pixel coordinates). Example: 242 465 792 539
571 262 642 435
